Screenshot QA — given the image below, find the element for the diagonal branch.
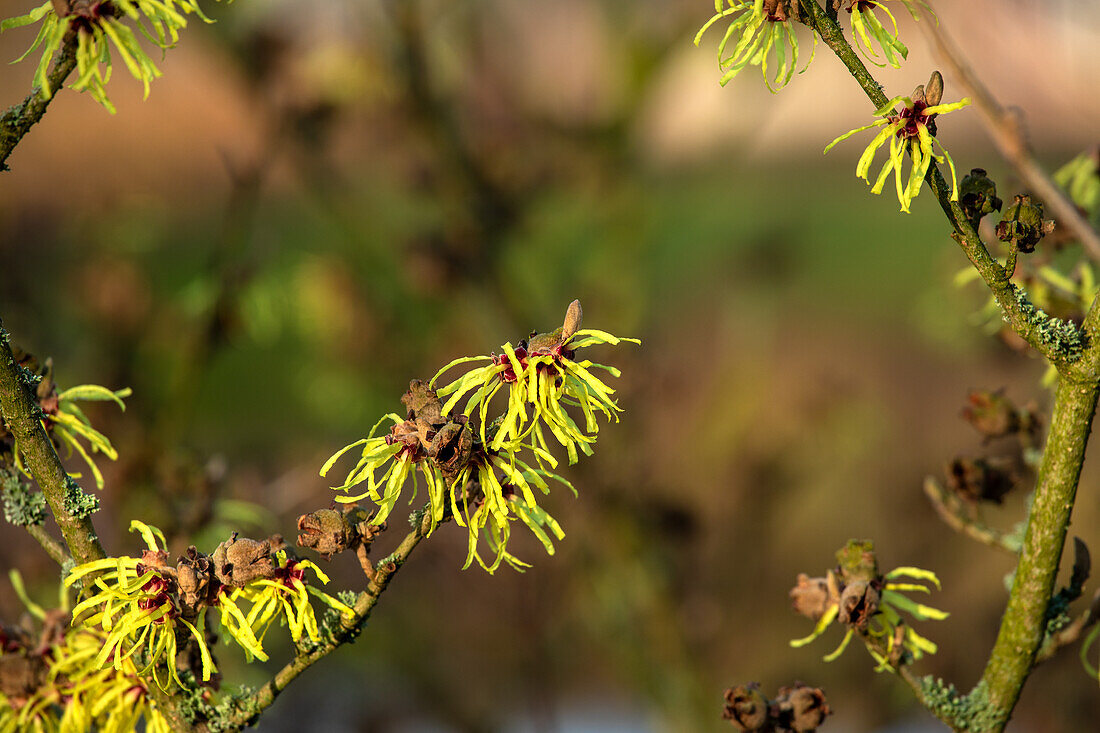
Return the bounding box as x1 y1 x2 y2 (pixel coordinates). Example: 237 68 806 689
916 5 1100 263
0 30 78 171
220 508 436 731
797 2 1100 730
923 477 1019 555
799 0 1086 374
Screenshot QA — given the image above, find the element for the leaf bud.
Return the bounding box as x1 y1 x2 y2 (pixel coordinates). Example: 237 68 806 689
924 71 944 107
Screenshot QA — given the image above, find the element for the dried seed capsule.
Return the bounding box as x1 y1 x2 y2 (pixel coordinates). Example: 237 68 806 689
959 169 1003 223
996 194 1056 253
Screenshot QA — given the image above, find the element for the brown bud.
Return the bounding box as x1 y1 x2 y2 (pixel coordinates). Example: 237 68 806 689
211 535 274 587
562 299 583 343
0 653 48 705
996 194 1056 253
959 169 1003 223
176 547 216 612
961 390 1020 439
839 579 880 631
139 548 171 570
924 71 944 107
722 683 769 731
945 457 1016 504
775 683 831 733
790 574 833 621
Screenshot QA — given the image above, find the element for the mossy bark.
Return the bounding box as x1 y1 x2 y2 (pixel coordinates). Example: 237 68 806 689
976 376 1098 729
0 319 105 564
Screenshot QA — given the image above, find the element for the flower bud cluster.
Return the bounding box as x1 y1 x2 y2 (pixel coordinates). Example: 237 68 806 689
722 681 831 732
323 302 638 573
63 520 353 692
789 540 947 672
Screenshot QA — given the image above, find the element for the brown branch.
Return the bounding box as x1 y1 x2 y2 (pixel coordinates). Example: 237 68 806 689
0 30 78 171
917 4 1100 262
0 318 105 564
922 477 1019 555
221 508 436 731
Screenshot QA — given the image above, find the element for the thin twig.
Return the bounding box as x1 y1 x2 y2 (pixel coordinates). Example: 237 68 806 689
1035 588 1100 664
25 524 71 565
922 477 1019 555
917 3 1100 262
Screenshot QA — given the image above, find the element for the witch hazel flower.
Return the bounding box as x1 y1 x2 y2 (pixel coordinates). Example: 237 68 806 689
64 521 215 691
788 540 948 672
695 0 817 92
845 1 930 69
824 71 970 213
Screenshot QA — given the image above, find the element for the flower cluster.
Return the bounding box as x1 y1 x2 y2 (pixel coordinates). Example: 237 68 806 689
845 1 928 69
695 0 816 92
824 72 970 213
1 349 130 491
322 301 638 573
789 540 948 672
63 521 353 691
1 0 228 113
0 571 172 732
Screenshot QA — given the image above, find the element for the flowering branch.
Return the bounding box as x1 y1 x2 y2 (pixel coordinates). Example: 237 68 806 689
915 7 1100 263
789 2 1100 728
798 0 1085 372
222 508 434 730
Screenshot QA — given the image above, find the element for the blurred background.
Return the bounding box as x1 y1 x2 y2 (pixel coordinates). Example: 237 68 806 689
2 0 1099 730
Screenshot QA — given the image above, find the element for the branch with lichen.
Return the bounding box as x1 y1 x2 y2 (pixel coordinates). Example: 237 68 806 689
1 302 636 732
690 2 1100 730
794 3 1100 728
797 0 1086 373
0 318 104 565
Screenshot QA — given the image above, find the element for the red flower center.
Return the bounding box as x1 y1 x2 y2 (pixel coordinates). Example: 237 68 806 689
492 343 575 384
892 100 931 139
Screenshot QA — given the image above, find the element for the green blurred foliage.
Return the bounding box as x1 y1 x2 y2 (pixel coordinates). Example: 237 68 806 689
1 0 1099 730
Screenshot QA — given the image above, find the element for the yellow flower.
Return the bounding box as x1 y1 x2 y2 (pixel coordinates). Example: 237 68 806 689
65 521 214 690
695 0 817 92
825 81 970 213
